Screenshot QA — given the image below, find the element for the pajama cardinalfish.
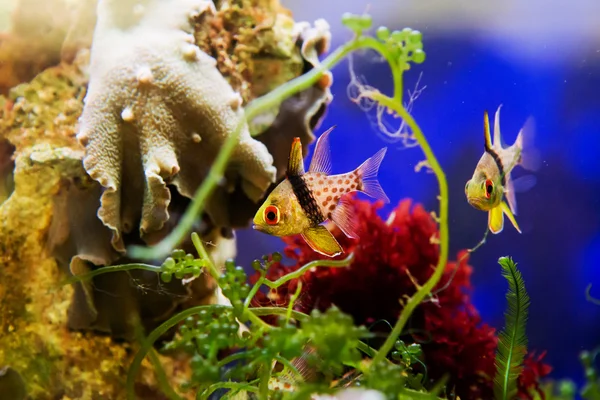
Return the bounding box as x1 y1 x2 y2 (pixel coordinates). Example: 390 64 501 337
465 105 538 234
252 126 390 257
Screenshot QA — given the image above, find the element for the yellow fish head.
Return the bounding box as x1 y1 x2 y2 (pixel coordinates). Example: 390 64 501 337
252 182 306 237
465 175 502 211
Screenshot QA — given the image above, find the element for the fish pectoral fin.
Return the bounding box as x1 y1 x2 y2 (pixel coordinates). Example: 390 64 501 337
287 137 305 176
500 200 522 233
488 205 504 234
330 196 359 239
301 225 343 257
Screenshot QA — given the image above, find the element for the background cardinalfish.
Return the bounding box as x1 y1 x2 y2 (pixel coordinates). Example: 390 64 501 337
465 105 538 234
253 127 390 257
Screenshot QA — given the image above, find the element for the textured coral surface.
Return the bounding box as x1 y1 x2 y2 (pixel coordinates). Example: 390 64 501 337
0 60 194 399
77 0 278 253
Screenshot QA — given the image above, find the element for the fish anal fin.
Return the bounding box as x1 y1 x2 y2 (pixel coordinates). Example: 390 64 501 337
288 137 305 176
331 196 359 239
500 200 522 233
301 225 343 257
488 205 504 234
308 126 334 174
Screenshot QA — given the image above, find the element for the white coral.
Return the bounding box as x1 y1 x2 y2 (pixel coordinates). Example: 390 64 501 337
77 0 277 252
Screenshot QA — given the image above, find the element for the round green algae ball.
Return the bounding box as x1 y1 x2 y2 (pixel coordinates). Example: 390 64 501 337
376 26 390 41
412 49 426 64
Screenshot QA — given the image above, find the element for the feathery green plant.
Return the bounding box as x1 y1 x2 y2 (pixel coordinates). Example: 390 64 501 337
494 256 531 400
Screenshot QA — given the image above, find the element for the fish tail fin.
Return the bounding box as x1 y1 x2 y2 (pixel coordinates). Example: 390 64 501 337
514 116 541 172
355 147 390 203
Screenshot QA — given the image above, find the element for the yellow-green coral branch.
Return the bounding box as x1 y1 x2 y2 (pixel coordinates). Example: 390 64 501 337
127 37 399 261
367 92 449 367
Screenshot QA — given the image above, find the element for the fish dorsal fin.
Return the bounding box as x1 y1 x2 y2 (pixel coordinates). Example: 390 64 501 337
287 137 305 176
500 200 522 233
483 110 493 152
331 196 359 239
301 225 343 257
493 104 504 148
308 126 335 174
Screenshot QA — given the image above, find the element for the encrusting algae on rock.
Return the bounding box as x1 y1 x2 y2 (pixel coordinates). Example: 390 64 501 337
0 55 193 399
0 0 334 397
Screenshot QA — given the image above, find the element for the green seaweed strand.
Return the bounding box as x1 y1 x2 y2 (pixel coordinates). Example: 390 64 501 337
365 91 448 367
493 256 531 400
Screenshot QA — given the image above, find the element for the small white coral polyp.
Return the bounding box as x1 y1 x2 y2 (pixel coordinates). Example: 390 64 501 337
77 0 277 252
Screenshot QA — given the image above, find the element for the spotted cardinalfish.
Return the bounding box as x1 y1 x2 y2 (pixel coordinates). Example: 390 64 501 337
465 105 538 234
253 126 390 257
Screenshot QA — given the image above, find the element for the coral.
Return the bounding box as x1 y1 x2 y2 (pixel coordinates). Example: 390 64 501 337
251 195 552 399
0 58 223 398
0 108 192 399
78 0 276 252
77 0 333 252
0 137 14 203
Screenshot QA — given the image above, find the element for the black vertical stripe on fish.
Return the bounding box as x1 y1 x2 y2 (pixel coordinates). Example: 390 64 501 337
289 175 324 226
486 148 506 185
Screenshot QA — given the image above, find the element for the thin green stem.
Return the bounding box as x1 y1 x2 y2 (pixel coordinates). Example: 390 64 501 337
126 305 231 399
258 361 272 400
287 282 303 322
148 349 185 400
216 351 251 368
57 263 162 287
246 308 273 330
367 92 449 367
274 355 304 382
190 232 221 280
249 307 309 322
200 380 260 400
262 254 354 289
126 36 399 261
245 273 266 310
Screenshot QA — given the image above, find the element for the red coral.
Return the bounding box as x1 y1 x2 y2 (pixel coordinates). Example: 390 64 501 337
518 351 553 399
250 195 551 399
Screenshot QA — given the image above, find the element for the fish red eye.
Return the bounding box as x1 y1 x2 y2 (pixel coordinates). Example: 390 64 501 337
264 205 280 225
485 179 494 199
